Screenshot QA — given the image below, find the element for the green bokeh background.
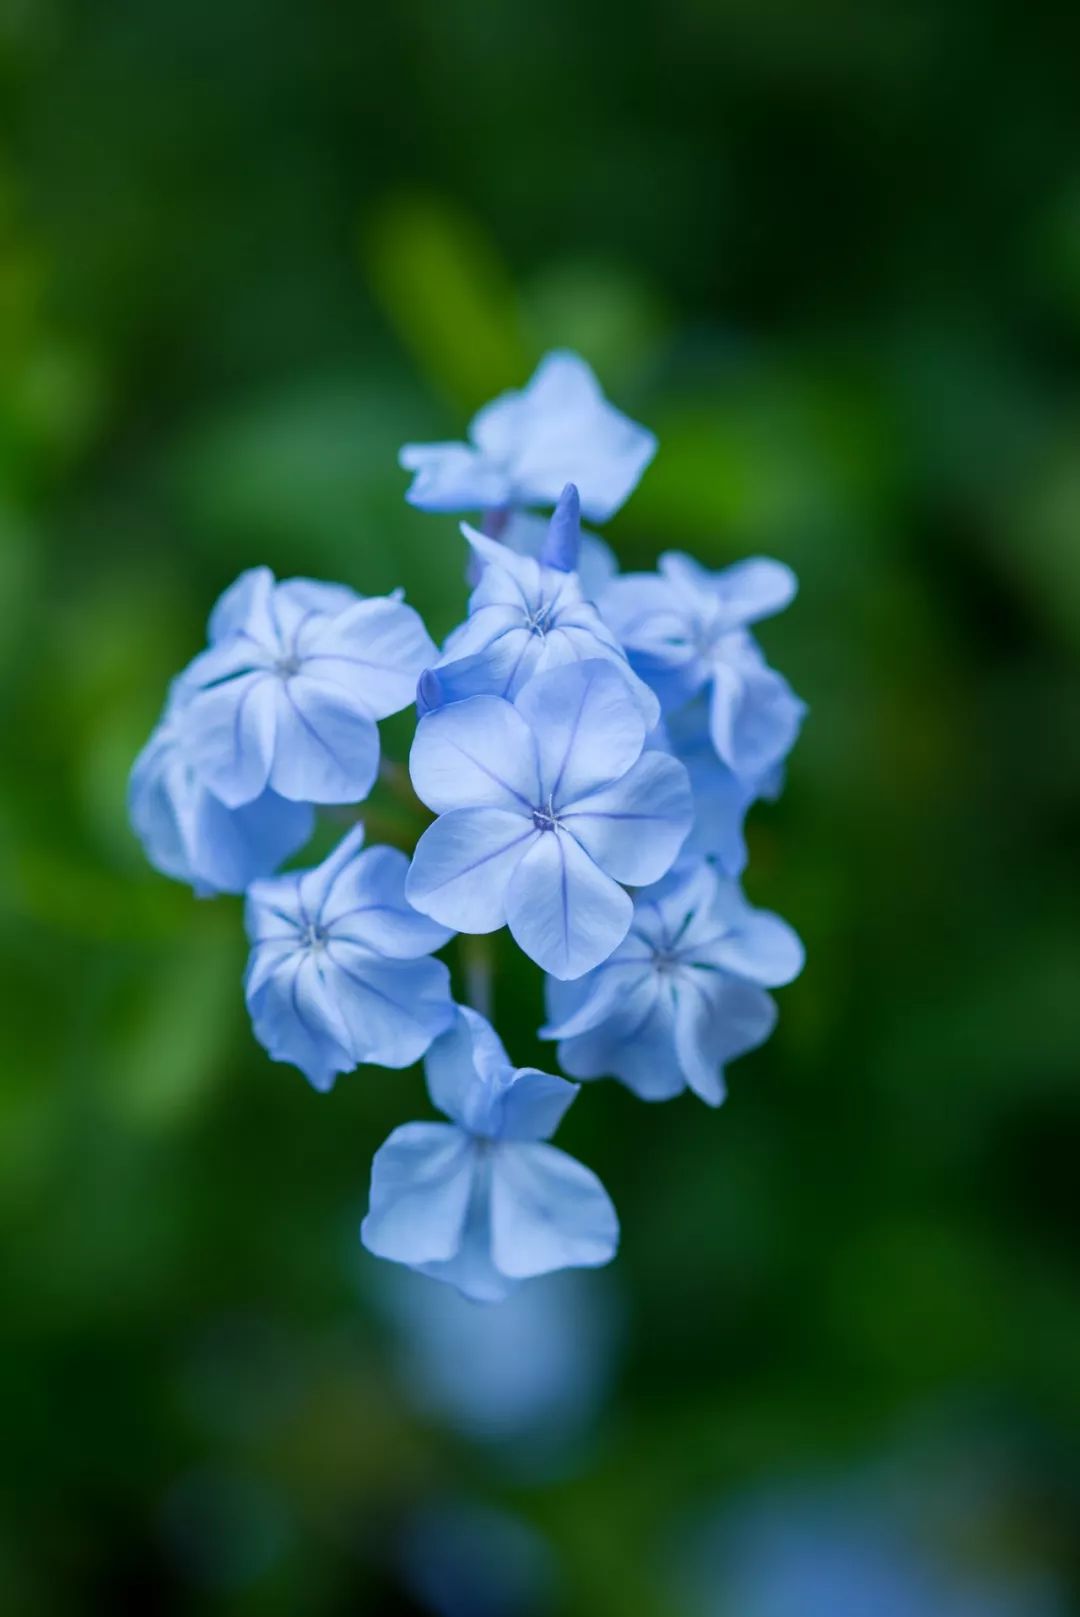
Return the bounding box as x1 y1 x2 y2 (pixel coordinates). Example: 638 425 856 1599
2 2 1079 1612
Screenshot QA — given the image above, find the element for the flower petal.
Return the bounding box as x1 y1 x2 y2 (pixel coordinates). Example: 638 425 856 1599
556 993 684 1102
361 1122 476 1264
406 808 536 932
425 1006 512 1132
561 750 692 886
410 697 540 813
299 595 436 719
326 947 454 1068
515 660 646 808
709 651 806 782
416 1159 515 1302
700 905 805 988
317 843 452 957
268 676 380 803
185 673 277 808
661 552 797 627
504 830 632 979
400 442 513 512
540 953 655 1041
474 351 656 524
499 1068 579 1142
207 565 278 644
490 1141 619 1278
674 975 777 1103
245 949 355 1091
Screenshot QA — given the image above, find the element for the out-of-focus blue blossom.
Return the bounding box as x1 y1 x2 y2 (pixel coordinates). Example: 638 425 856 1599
244 825 454 1091
419 487 658 724
374 1266 621 1454
361 1007 619 1301
543 860 803 1104
600 552 806 782
398 1501 558 1617
406 660 692 978
178 566 436 808
128 694 314 896
399 350 656 523
687 1481 1064 1617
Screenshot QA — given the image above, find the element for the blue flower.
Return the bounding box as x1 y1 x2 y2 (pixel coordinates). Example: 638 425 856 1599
542 860 803 1104
406 660 693 978
361 1006 619 1302
600 552 806 782
128 692 314 896
244 824 455 1091
419 487 658 724
178 567 437 809
399 350 656 524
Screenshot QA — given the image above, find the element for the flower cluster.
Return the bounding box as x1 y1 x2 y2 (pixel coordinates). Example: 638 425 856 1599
130 350 805 1302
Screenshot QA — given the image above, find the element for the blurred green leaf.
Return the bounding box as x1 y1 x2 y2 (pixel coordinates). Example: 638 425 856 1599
363 193 531 411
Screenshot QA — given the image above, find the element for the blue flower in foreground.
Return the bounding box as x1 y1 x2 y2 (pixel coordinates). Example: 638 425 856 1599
399 350 656 524
361 1007 619 1302
406 660 693 978
128 696 314 896
420 487 658 724
244 824 454 1090
600 552 806 782
543 860 803 1104
179 567 436 808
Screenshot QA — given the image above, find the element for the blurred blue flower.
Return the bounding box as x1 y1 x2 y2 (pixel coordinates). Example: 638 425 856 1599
177 566 436 808
406 660 692 978
361 1007 619 1301
128 694 314 895
399 350 656 523
375 1267 620 1453
600 552 806 781
688 1480 1064 1617
419 487 658 723
244 824 454 1091
543 859 803 1104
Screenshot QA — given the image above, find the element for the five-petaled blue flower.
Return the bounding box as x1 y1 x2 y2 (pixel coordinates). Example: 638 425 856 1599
178 567 436 809
406 660 693 978
244 824 455 1091
420 486 658 723
543 859 803 1105
399 350 656 524
128 687 315 895
600 552 806 782
361 1006 619 1302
